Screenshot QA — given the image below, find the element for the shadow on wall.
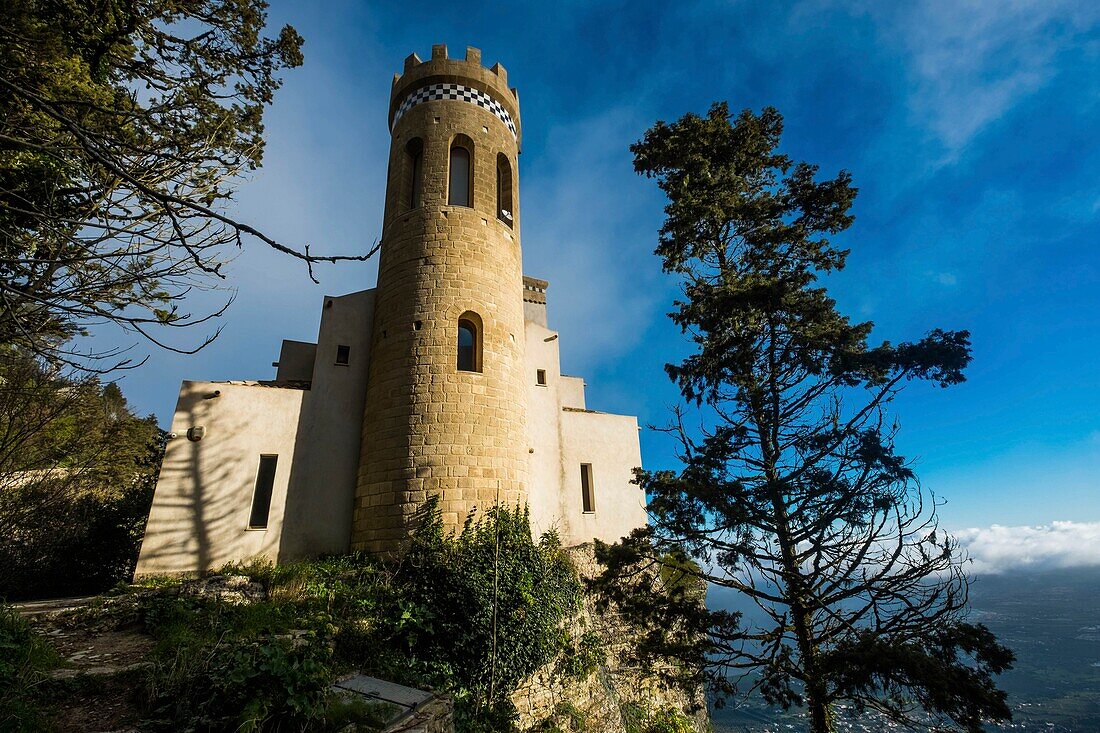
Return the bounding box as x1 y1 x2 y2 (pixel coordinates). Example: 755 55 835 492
143 395 239 573
278 290 375 562
136 383 300 576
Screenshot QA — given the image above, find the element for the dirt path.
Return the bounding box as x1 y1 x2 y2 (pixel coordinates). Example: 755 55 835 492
18 596 157 732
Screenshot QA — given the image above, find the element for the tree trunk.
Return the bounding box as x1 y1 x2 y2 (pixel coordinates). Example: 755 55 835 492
759 409 832 732
778 522 833 733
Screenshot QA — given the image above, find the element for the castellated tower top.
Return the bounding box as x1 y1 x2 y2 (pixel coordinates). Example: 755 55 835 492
389 44 521 148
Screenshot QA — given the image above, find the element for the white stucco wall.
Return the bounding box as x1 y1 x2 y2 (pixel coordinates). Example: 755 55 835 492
523 300 547 327
279 289 375 560
135 381 304 575
276 340 317 382
524 319 647 546
558 376 586 410
526 322 566 539
558 408 647 544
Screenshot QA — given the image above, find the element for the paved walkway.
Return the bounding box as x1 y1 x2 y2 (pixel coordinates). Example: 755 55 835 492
11 595 96 616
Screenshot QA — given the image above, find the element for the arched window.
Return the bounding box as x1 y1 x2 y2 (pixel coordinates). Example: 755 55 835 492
406 138 423 209
448 137 473 207
496 153 513 226
457 312 482 372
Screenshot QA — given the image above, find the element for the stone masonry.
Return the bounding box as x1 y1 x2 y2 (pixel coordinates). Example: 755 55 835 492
352 46 529 552
135 44 648 574
511 546 709 732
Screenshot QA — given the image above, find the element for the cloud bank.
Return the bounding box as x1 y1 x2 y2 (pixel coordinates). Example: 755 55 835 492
955 521 1100 575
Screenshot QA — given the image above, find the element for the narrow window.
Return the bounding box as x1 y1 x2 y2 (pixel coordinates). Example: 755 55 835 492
496 153 513 226
580 463 595 513
406 138 423 209
335 344 350 365
249 455 278 529
458 319 478 372
448 140 472 207
536 369 547 386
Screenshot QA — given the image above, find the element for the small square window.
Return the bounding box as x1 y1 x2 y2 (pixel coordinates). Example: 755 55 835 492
536 369 547 386
336 344 350 365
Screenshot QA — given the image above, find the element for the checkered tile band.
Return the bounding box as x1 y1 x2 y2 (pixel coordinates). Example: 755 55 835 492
393 83 517 140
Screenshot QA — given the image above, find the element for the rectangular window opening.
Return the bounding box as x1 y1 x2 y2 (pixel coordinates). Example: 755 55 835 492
336 344 350 365
249 455 278 529
536 369 547 386
580 463 595 514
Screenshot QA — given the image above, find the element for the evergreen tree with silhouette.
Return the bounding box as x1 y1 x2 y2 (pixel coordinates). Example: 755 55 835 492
595 103 1013 733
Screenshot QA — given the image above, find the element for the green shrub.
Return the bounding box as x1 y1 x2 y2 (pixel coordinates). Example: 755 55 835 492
62 500 585 732
559 629 606 678
205 638 332 729
532 700 587 732
645 706 695 733
142 594 335 731
387 500 582 725
146 636 333 731
0 604 59 731
622 702 698 733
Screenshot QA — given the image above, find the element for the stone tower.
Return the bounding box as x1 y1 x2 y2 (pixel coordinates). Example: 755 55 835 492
351 45 528 552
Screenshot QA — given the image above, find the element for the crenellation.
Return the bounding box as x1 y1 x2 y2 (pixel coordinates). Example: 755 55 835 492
134 45 648 568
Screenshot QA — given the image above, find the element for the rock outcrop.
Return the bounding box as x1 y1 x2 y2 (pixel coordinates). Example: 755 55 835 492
512 546 709 732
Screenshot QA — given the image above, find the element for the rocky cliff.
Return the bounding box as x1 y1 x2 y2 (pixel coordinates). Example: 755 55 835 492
512 546 709 732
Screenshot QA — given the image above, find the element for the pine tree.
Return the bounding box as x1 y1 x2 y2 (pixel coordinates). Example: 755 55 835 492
596 103 1013 732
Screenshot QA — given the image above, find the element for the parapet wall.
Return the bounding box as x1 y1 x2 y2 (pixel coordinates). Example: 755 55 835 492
389 44 521 148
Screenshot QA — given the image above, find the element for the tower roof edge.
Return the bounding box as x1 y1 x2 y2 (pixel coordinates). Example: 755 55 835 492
389 44 521 145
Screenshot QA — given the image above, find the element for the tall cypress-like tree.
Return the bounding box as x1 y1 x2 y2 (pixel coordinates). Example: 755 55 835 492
596 104 1013 732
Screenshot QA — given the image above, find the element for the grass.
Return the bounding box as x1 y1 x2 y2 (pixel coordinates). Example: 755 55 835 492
3 504 672 732
0 604 61 732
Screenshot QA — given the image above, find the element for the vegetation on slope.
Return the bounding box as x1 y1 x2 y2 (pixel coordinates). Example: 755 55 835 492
2 501 586 731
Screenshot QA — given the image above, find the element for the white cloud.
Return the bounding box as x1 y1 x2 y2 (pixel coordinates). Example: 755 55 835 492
955 521 1100 574
858 0 1099 158
521 107 667 373
934 271 957 286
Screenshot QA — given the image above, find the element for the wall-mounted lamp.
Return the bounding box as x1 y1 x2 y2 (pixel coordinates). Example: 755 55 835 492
187 426 206 442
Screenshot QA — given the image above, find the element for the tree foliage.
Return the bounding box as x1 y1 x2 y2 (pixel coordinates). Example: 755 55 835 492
597 103 1013 732
0 348 163 599
0 0 367 367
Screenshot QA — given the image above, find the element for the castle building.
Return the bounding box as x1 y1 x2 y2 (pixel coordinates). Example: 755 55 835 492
135 46 648 575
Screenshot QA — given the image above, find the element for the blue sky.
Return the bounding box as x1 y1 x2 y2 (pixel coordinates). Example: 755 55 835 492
101 1 1100 561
